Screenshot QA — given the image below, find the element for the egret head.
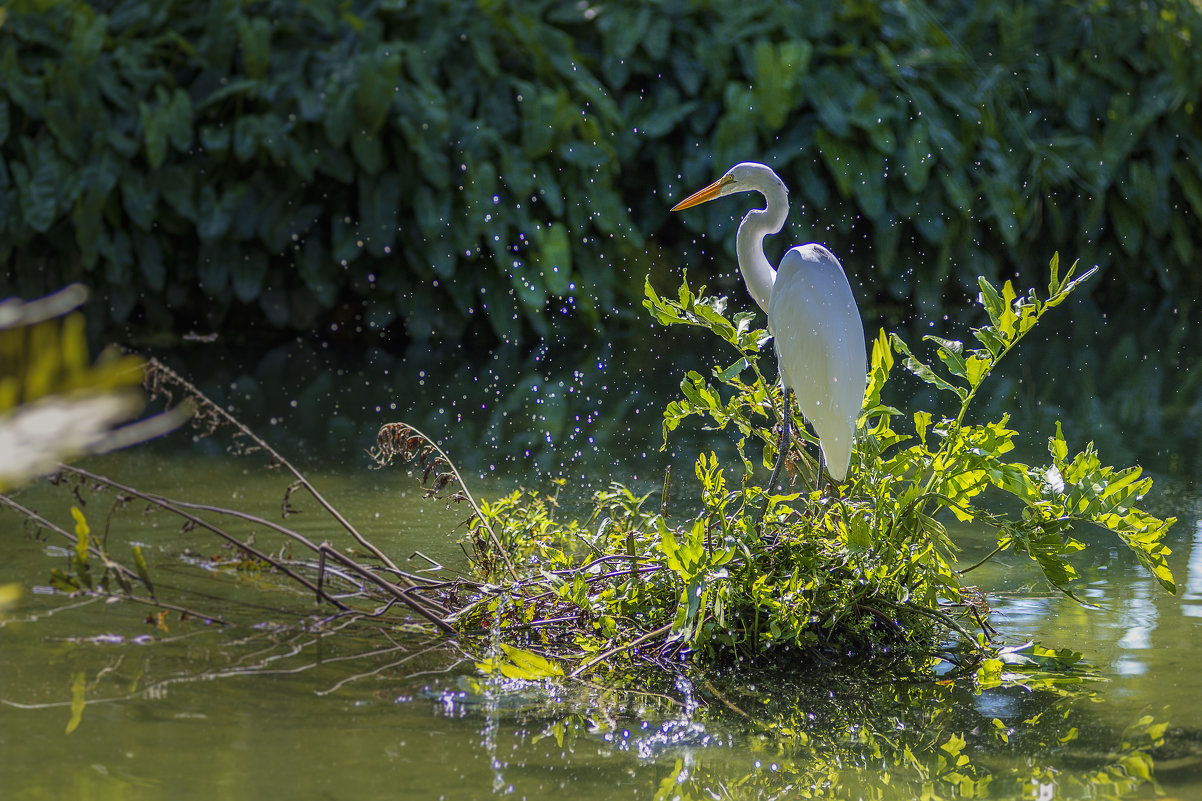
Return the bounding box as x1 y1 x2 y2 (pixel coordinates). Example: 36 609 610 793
671 162 786 211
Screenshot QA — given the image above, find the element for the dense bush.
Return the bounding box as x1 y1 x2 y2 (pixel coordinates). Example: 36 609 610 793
1 0 1200 346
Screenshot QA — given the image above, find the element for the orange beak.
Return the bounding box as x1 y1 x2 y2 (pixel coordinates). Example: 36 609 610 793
670 177 728 212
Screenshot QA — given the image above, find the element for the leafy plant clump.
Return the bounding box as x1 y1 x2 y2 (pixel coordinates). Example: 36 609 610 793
453 256 1175 672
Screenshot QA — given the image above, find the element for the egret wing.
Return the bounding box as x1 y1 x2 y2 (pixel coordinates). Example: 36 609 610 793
768 245 867 480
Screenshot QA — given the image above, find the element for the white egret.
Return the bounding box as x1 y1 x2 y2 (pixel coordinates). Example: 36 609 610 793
671 162 867 496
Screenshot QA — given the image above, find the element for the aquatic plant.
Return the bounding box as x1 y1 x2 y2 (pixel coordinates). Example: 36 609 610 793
449 256 1175 671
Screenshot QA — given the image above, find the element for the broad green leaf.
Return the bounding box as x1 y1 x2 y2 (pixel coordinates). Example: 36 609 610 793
72 506 90 562
236 16 272 81
927 336 966 379
498 643 563 678
140 100 168 169
232 249 269 303
716 357 750 383
977 278 1004 327
165 89 193 151
14 147 59 233
120 168 158 231
1049 422 1068 464
964 355 990 388
233 115 260 162
359 172 401 258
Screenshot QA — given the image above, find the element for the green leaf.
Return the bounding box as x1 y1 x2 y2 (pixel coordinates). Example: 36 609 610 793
1049 421 1068 465
120 168 158 231
890 334 966 400
297 237 338 307
233 115 260 162
198 124 230 161
354 50 401 133
474 643 564 680
323 81 356 148
350 128 384 174
65 672 86 734
359 172 401 258
71 506 93 590
977 277 1004 327
159 165 196 220
232 248 269 303
197 184 236 241
140 99 169 169
197 241 232 294
236 15 272 80
13 147 60 233
165 89 194 152
533 223 573 295
899 118 932 192
927 336 966 379
132 545 155 598
716 357 750 383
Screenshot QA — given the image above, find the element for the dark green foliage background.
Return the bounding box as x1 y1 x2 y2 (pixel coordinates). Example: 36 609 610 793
2 0 1201 346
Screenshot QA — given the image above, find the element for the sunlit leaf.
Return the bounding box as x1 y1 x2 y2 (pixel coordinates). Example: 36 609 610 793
65 672 86 734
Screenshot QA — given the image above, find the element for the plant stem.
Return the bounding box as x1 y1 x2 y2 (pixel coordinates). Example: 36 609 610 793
957 541 1010 575
568 623 674 678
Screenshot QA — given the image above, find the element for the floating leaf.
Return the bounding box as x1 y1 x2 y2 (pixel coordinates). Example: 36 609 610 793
65 672 86 734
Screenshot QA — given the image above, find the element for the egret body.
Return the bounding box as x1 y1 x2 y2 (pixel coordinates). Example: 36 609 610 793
671 162 867 487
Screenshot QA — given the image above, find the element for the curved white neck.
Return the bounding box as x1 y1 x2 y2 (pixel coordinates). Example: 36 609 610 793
735 179 789 313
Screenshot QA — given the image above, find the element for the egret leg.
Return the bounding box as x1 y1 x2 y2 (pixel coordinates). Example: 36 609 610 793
759 390 793 529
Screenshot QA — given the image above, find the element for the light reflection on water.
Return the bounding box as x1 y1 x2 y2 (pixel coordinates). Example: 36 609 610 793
983 501 1201 716
1182 520 1202 618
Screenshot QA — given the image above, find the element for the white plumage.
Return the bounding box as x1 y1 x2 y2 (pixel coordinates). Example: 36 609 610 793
672 163 867 484
768 243 866 480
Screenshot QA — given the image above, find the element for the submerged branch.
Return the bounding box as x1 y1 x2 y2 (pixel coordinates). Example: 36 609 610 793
59 463 349 610
145 358 409 581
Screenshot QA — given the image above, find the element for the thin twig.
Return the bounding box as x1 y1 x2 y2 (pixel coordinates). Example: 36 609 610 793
145 358 407 579
957 541 1009 575
569 623 674 678
878 597 984 648
156 498 443 590
119 594 230 626
314 544 457 637
59 464 351 611
372 422 525 588
0 493 143 587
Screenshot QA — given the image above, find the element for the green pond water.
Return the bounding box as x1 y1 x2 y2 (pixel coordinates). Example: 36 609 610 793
1 442 1200 800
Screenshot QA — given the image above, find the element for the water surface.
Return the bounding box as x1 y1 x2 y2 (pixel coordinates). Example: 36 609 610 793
2 443 1200 799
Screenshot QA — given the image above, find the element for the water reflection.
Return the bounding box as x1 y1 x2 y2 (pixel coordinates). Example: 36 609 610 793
990 498 1201 719
1183 520 1202 619
145 293 1202 495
